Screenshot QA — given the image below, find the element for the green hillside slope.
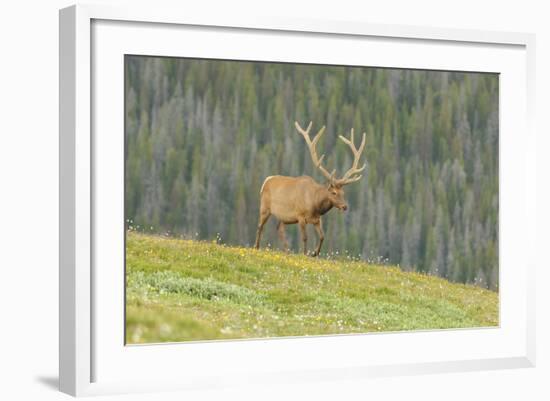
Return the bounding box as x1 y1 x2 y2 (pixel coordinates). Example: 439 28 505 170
126 232 498 344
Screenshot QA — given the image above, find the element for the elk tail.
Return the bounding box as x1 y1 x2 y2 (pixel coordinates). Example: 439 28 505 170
260 176 275 194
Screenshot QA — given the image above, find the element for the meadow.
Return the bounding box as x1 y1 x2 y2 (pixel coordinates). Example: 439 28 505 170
126 231 498 344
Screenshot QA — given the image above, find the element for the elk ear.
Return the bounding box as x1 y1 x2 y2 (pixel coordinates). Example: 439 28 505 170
327 169 337 188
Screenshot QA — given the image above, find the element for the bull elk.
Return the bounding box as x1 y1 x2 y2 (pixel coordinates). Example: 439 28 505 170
254 121 367 256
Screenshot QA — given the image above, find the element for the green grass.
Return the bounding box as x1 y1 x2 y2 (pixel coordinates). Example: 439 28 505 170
126 231 498 344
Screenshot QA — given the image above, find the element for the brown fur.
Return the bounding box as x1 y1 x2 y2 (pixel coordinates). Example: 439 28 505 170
254 175 347 256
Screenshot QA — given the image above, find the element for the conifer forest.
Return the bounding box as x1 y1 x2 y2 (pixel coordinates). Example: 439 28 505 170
125 56 499 290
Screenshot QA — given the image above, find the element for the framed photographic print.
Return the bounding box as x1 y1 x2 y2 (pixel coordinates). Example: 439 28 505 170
59 4 536 397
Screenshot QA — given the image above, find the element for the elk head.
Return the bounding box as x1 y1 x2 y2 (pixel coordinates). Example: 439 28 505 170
295 121 367 211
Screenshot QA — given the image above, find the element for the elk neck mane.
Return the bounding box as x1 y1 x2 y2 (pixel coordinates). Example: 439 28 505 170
313 182 334 215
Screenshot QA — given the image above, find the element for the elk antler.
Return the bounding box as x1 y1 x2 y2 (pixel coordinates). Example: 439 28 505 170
295 121 335 183
335 128 367 186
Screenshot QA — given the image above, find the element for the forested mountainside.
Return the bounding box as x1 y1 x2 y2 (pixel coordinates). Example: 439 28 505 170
125 56 499 290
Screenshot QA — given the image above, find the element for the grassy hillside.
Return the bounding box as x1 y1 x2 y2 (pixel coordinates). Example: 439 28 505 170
126 232 498 344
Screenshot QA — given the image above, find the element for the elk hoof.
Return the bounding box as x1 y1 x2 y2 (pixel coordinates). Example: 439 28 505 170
310 251 318 257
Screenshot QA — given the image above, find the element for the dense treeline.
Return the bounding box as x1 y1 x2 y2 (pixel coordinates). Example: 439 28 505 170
125 56 499 290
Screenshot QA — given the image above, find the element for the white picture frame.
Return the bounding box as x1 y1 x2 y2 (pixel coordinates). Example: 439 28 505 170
59 3 536 397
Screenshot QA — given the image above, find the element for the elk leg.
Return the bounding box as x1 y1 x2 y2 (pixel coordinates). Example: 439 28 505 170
311 220 324 257
276 221 290 252
298 220 308 255
254 210 271 249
